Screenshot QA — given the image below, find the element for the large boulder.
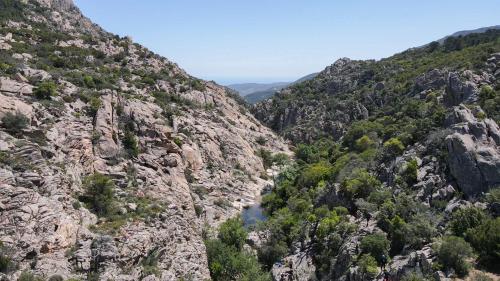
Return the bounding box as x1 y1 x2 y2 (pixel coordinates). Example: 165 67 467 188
271 251 316 281
444 72 480 106
445 105 500 197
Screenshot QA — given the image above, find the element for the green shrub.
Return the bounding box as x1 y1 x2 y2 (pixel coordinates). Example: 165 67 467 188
173 137 183 147
17 271 44 281
298 161 333 187
89 96 102 117
81 173 117 217
436 236 473 277
83 75 95 88
358 254 378 279
34 80 57 99
1 111 29 133
340 169 381 201
257 148 274 169
256 136 267 145
354 135 375 152
122 130 139 157
257 239 288 270
190 79 206 91
217 217 247 250
141 249 160 277
466 217 500 269
205 239 270 281
360 233 390 264
479 85 495 101
402 158 418 186
0 243 15 274
383 137 405 156
449 207 487 237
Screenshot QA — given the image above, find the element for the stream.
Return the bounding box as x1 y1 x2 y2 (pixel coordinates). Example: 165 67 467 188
242 203 266 227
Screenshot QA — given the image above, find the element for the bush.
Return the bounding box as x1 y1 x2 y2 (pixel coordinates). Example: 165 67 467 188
257 148 273 169
17 271 44 281
402 158 418 186
340 169 381 201
358 254 378 279
81 173 117 217
360 233 390 264
436 236 473 277
256 136 267 145
383 137 405 156
257 239 288 270
122 130 139 157
0 243 15 274
217 218 247 250
89 96 102 117
1 111 29 133
449 207 487 237
34 80 57 99
354 135 375 152
205 239 270 281
298 161 333 187
466 217 500 269
479 85 495 101
83 75 95 88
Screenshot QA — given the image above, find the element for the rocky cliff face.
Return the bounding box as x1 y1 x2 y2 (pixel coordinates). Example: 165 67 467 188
0 1 289 280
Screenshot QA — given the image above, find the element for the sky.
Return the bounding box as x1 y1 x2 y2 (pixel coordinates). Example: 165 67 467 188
74 0 500 85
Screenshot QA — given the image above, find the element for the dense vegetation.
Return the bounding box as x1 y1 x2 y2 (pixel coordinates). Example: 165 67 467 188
255 30 500 142
210 30 500 280
205 218 271 281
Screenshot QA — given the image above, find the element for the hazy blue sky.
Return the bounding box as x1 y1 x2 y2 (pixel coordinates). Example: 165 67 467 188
74 0 500 84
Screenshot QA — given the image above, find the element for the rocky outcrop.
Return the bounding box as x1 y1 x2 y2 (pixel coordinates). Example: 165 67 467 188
0 1 290 280
271 252 317 281
444 71 487 106
445 105 500 196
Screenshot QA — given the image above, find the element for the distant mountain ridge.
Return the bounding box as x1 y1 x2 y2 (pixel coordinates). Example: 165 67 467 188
436 25 500 44
227 82 290 96
229 73 318 104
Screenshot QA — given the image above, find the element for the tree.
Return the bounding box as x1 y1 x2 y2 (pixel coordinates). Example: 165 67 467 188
340 169 381 201
358 254 378 279
466 218 500 269
298 161 333 187
205 239 270 281
383 138 405 156
17 271 45 281
34 80 57 99
122 129 139 157
217 217 247 250
1 111 29 133
354 135 375 152
436 236 473 277
82 173 116 217
360 233 390 264
402 158 418 186
449 207 487 237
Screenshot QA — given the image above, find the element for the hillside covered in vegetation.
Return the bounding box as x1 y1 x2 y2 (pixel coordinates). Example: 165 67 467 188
206 30 500 281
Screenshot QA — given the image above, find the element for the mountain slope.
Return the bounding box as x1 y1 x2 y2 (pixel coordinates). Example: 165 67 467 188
249 29 500 281
243 73 319 104
0 1 289 280
227 82 290 96
436 25 500 44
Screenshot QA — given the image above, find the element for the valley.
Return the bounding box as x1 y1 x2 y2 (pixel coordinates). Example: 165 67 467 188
0 1 499 281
